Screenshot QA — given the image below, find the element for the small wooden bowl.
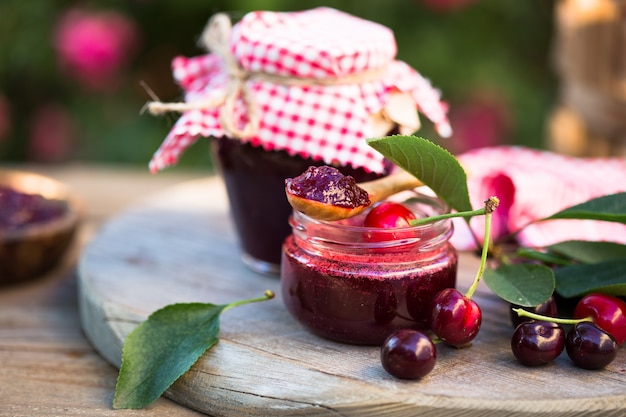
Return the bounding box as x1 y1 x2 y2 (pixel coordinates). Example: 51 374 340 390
0 170 81 285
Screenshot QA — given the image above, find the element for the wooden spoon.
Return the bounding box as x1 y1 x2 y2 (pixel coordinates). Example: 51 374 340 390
286 169 423 221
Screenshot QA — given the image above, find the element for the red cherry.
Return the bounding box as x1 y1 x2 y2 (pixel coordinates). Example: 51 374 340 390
363 202 417 242
566 322 618 370
430 288 482 347
381 329 437 379
574 293 626 346
511 321 565 367
364 201 416 228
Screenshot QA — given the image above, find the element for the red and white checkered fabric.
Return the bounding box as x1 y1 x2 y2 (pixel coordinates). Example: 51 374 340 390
450 146 626 250
149 7 451 174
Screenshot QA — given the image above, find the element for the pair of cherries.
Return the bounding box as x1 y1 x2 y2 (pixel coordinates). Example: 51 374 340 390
365 202 482 379
511 293 626 370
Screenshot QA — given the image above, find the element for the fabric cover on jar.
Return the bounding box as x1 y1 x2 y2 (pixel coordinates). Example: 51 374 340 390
147 7 452 174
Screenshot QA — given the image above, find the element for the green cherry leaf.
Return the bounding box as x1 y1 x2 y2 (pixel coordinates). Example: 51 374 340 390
112 290 273 410
367 135 473 214
515 247 573 266
547 240 626 264
113 302 227 409
540 192 626 224
555 260 626 298
483 264 555 307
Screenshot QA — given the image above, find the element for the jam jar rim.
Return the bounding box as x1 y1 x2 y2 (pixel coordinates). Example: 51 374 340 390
289 190 455 252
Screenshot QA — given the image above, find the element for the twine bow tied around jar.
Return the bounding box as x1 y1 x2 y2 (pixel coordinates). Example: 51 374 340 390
146 13 391 139
146 14 259 138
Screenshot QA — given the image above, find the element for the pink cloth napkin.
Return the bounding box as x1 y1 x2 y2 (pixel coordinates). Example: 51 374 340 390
450 146 626 250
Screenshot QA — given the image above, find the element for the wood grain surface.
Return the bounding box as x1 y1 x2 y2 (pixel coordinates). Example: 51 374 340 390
78 177 626 417
0 164 210 417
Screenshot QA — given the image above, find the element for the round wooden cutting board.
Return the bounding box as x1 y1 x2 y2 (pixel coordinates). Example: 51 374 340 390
78 177 626 417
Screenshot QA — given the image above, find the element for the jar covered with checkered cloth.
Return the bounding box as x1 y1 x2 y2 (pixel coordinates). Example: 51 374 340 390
147 7 452 275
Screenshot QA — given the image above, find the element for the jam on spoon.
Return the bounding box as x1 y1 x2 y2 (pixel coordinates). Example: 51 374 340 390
285 166 423 221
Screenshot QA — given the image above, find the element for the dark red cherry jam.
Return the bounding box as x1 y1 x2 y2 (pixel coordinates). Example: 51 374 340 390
285 165 370 208
281 193 457 345
0 186 66 232
212 137 386 274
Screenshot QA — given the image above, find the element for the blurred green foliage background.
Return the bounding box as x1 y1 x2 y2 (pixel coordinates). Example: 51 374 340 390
0 0 555 171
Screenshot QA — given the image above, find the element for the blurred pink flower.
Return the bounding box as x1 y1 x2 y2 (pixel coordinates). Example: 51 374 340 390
28 104 75 162
0 95 11 143
447 91 512 154
54 8 140 91
417 0 478 12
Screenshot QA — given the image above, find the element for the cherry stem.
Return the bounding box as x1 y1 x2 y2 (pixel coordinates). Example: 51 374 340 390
465 196 499 300
512 308 593 325
223 290 275 312
409 207 486 226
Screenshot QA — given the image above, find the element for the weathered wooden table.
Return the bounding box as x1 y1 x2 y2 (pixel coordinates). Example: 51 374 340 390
0 164 207 417
2 164 625 417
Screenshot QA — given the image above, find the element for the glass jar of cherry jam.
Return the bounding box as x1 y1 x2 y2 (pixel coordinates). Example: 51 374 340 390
281 192 457 345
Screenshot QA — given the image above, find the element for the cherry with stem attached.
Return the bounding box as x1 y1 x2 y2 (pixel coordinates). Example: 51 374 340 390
429 197 499 347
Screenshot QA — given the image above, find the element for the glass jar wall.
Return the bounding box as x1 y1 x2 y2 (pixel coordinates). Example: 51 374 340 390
281 192 458 345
